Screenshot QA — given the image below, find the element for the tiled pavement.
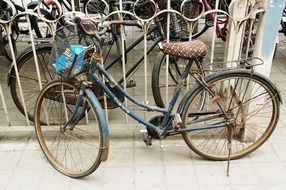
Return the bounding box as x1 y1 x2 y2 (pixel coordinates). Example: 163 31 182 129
0 32 286 189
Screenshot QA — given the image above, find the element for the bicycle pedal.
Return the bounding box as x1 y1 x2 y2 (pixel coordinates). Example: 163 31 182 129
126 80 136 88
142 132 152 146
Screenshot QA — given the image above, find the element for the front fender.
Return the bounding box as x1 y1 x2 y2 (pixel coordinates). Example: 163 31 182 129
85 89 110 162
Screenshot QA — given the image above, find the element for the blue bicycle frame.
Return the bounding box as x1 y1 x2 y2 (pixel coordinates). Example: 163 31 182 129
62 51 228 137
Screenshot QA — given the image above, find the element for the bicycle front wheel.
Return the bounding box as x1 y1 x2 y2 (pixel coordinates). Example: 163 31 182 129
181 70 280 160
34 80 104 178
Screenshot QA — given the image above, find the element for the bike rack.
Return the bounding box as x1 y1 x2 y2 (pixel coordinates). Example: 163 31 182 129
0 0 19 126
0 0 284 128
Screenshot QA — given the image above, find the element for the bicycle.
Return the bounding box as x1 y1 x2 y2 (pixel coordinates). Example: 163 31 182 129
0 0 55 61
34 17 281 178
6 0 126 121
279 3 286 36
185 0 231 40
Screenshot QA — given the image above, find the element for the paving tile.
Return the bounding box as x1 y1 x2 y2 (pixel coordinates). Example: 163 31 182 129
25 138 42 151
134 147 165 166
228 161 261 185
134 165 165 187
265 122 286 143
199 185 232 190
264 184 286 190
162 146 194 165
253 162 286 185
86 164 134 186
232 184 266 190
36 169 74 189
0 170 13 190
16 150 50 170
165 184 199 190
193 162 231 186
0 151 22 171
272 143 286 162
109 137 134 149
249 143 280 162
59 175 100 189
165 164 198 187
5 169 42 190
135 185 169 190
107 148 134 166
0 138 28 152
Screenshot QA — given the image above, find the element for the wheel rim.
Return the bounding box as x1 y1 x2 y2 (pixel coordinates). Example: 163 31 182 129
182 74 279 160
35 81 103 177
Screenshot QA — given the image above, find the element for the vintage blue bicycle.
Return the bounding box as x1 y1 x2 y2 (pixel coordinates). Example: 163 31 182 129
34 17 281 178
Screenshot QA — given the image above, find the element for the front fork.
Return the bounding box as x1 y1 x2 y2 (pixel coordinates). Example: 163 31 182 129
61 84 87 132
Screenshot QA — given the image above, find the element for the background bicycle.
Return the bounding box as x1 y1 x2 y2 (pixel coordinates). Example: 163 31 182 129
0 0 55 61
7 0 198 122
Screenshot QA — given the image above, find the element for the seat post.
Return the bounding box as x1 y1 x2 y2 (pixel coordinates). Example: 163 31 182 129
180 59 194 81
164 58 195 113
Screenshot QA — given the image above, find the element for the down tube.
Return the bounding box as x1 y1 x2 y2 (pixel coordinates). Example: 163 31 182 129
91 72 160 132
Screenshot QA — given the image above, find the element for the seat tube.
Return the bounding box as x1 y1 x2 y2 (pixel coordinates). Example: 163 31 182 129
167 59 193 109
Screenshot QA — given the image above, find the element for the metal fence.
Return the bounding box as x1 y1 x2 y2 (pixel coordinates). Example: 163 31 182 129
0 0 283 128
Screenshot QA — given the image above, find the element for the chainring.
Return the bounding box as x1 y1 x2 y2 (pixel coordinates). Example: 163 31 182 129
147 115 165 139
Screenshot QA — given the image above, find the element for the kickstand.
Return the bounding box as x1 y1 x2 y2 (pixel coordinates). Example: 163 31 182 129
226 126 233 177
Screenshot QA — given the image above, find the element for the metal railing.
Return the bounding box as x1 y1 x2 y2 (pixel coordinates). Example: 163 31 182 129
0 0 281 128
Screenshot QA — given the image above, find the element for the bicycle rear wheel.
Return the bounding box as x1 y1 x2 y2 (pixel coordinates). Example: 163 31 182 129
181 70 280 160
34 80 104 178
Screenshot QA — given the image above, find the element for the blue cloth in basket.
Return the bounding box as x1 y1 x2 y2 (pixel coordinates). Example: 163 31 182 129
54 45 86 73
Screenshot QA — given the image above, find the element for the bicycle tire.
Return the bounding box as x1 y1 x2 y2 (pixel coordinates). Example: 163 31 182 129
9 45 57 121
151 55 204 108
180 70 280 160
34 79 104 178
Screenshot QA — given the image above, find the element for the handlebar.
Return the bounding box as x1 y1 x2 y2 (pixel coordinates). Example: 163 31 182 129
74 17 106 43
73 17 139 43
